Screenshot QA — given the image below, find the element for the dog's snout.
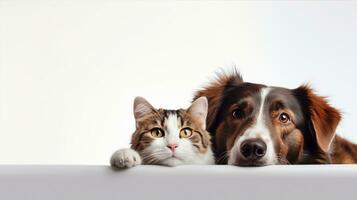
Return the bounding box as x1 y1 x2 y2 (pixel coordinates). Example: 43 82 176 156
240 139 267 160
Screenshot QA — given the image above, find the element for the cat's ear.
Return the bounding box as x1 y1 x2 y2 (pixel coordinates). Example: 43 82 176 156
187 96 208 130
133 97 155 121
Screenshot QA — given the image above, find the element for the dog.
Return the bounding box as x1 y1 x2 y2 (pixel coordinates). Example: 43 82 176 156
194 70 357 166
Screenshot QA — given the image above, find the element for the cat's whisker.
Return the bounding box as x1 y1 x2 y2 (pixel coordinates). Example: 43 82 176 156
141 153 166 161
140 150 170 163
141 149 167 156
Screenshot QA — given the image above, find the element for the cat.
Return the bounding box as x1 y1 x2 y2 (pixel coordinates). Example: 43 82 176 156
110 96 214 168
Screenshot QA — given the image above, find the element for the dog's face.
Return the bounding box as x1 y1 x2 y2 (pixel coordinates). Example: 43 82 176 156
213 85 306 166
195 71 341 166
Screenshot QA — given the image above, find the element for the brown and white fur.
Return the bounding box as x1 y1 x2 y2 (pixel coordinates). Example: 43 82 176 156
110 97 214 168
194 70 357 166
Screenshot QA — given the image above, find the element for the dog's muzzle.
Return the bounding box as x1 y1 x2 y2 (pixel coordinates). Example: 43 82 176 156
239 138 267 165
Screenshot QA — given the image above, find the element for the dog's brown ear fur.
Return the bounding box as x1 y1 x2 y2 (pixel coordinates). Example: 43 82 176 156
193 69 243 131
294 85 341 152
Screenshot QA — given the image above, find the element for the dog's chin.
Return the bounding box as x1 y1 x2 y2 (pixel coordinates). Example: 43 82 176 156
233 161 268 167
229 157 270 167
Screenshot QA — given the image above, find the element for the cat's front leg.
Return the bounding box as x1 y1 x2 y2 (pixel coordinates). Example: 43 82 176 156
110 148 142 169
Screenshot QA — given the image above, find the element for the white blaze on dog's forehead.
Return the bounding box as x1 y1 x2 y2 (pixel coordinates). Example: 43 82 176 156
241 87 271 139
229 87 278 165
250 87 277 164
249 87 271 138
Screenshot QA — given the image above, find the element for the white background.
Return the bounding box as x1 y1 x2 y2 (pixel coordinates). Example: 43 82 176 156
0 1 356 165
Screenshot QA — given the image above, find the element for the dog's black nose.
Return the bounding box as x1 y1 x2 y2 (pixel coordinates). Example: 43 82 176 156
240 139 267 160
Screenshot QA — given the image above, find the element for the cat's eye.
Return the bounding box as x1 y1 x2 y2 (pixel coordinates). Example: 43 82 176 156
180 128 192 138
279 112 290 124
150 128 165 138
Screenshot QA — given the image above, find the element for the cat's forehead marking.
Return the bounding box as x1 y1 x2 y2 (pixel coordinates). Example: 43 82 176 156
163 110 182 128
161 109 183 127
165 114 180 135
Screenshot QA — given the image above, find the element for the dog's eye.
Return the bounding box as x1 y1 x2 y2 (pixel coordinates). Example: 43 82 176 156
180 128 192 138
279 113 290 123
232 108 245 119
151 128 165 138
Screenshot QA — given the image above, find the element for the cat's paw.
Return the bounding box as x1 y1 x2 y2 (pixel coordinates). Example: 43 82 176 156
110 148 142 169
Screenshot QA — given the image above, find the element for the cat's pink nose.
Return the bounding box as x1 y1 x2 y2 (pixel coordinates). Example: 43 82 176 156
167 144 178 152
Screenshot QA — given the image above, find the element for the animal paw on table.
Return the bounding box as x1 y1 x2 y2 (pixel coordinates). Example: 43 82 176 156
110 148 142 169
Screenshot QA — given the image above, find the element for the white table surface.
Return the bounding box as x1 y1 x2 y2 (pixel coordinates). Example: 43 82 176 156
0 165 356 200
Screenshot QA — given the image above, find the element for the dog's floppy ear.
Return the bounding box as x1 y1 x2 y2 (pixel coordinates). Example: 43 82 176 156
294 85 341 152
193 69 243 132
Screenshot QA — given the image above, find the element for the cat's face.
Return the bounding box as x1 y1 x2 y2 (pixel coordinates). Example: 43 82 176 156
131 97 214 166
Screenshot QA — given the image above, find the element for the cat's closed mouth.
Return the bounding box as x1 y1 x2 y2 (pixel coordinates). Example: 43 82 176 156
166 155 183 161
